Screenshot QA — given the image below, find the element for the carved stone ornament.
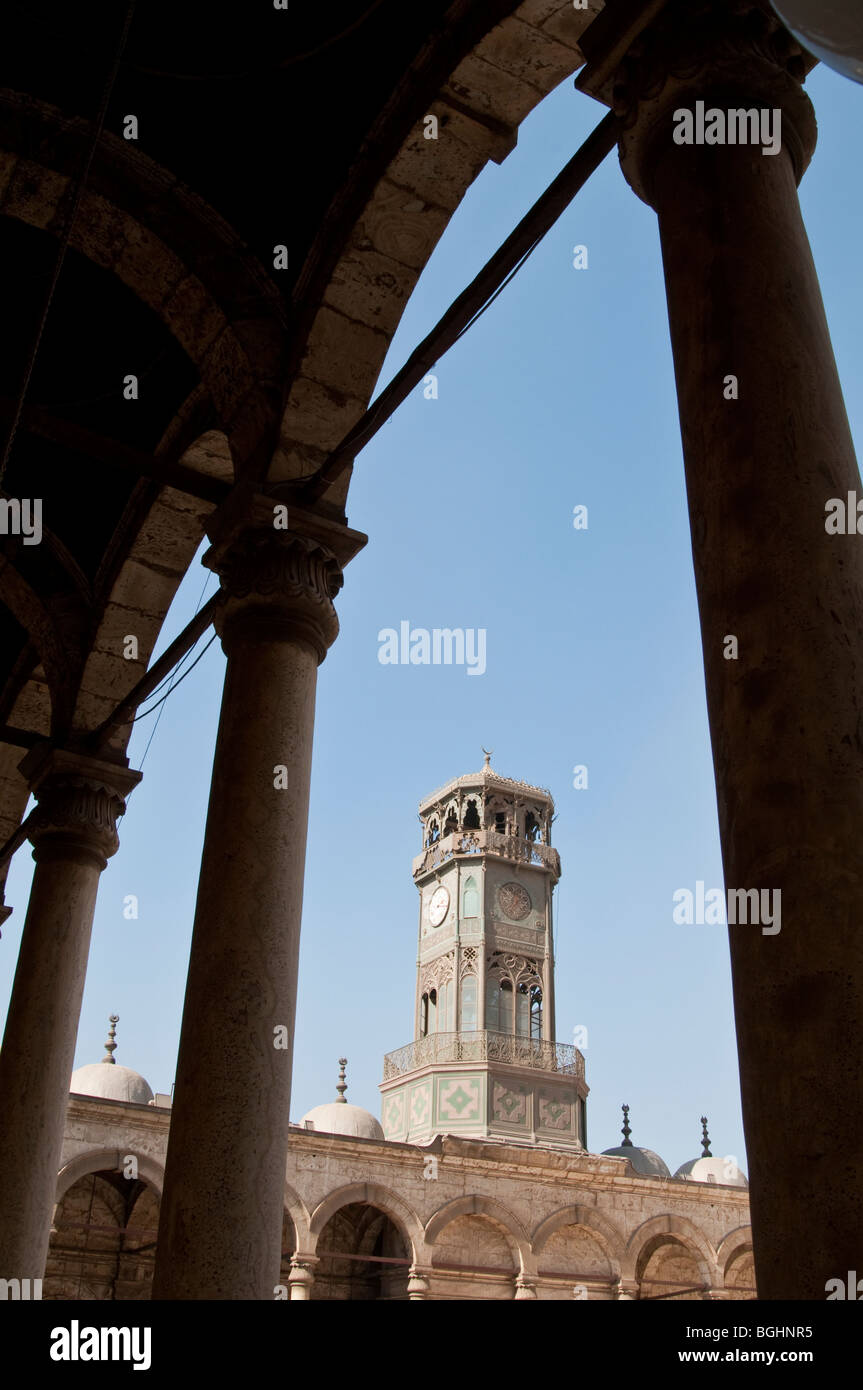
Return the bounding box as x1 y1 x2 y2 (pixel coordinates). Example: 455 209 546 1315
612 0 817 207
202 492 366 661
18 747 142 869
213 528 343 659
497 881 532 922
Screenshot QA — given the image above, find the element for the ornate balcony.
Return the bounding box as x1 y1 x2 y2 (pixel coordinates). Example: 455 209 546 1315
382 1030 584 1082
412 829 561 881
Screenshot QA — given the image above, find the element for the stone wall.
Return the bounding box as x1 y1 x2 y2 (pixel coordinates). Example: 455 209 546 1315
55 1094 754 1300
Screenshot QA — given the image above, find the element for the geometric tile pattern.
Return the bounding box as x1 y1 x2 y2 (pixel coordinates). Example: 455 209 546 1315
410 1082 431 1128
438 1076 481 1122
492 1081 527 1126
382 1091 405 1135
538 1093 572 1131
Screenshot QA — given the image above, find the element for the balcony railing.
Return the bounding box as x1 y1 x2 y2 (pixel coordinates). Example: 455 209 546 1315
412 829 561 879
382 1030 584 1082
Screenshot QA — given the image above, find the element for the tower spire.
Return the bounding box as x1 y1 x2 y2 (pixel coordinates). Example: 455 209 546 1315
482 747 492 769
620 1103 632 1146
335 1057 348 1103
102 1013 119 1065
700 1115 712 1157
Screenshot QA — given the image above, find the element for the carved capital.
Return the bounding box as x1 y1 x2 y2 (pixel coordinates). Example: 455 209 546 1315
203 489 366 662
18 747 142 870
288 1254 318 1301
407 1266 432 1300
613 0 817 208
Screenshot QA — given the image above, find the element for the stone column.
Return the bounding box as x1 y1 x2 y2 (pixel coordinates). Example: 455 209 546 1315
407 1266 431 1300
614 1278 638 1301
153 494 365 1300
0 747 140 1280
288 1255 318 1301
616 0 863 1298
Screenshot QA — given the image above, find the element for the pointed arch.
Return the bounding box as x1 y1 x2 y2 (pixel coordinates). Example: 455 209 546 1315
425 1194 530 1271
56 1148 165 1203
309 1181 422 1259
531 1203 626 1278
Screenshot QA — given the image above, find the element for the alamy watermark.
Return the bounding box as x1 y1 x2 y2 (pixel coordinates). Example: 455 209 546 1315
50 1321 151 1371
0 498 42 545
825 1272 863 1300
0 1276 41 1299
673 101 782 157
378 622 486 676
673 881 781 935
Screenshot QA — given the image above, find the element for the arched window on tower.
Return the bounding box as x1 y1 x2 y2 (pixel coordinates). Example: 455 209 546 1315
524 811 541 843
427 819 440 846
487 976 514 1033
460 974 477 1032
462 876 479 918
444 806 458 837
428 989 437 1033
438 980 452 1033
530 984 543 1039
516 982 530 1037
463 798 480 830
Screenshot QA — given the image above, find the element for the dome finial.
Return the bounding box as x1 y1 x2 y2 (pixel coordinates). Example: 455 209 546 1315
101 1014 119 1065
335 1057 348 1103
482 747 493 769
700 1115 712 1157
621 1103 632 1147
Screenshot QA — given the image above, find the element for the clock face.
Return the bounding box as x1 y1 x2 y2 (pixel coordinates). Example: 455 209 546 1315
498 882 531 921
428 885 450 927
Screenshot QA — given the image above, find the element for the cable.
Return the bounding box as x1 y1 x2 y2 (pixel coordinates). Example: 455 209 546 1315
132 633 217 729
136 572 217 762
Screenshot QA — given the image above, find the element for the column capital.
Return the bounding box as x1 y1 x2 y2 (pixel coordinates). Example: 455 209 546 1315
612 0 817 208
17 746 141 870
202 488 367 661
288 1253 319 1300
407 1265 432 1299
614 1277 639 1300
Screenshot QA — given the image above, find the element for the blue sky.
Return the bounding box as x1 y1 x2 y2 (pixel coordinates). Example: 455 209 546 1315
2 60 860 1176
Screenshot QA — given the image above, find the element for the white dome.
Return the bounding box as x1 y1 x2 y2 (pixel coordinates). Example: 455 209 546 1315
675 1155 748 1187
300 1101 384 1141
70 1062 154 1106
602 1145 672 1178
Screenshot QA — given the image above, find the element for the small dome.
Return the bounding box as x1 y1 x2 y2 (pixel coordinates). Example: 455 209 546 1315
300 1101 384 1140
601 1103 670 1178
70 1014 154 1106
602 1145 672 1178
299 1056 384 1141
673 1117 747 1186
70 1062 154 1106
675 1155 748 1187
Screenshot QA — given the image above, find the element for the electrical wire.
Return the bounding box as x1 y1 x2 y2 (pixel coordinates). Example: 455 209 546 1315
132 633 217 730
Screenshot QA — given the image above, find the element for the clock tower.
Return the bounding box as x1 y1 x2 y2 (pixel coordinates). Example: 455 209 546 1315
380 755 588 1149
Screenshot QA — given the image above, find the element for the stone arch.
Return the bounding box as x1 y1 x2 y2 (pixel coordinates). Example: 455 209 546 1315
628 1214 720 1296
47 1151 165 1300
309 1181 422 1261
0 92 287 446
71 431 229 744
531 1203 626 1279
282 1180 312 1252
272 0 600 500
425 1193 530 1272
55 1148 165 1204
718 1225 756 1296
